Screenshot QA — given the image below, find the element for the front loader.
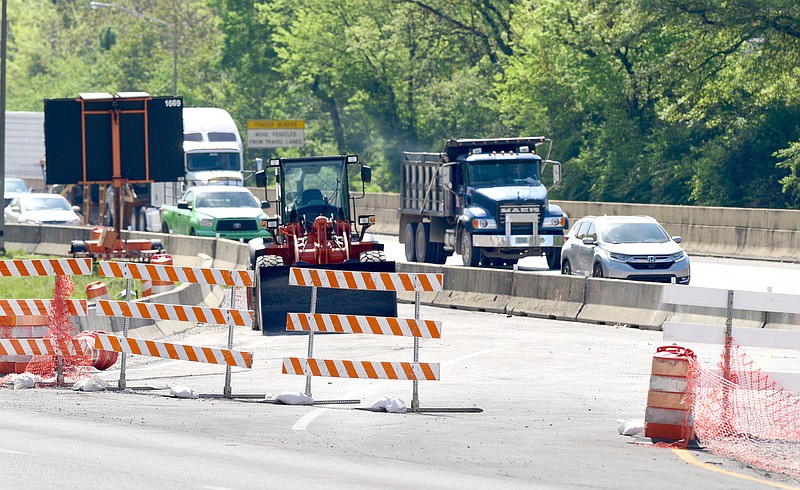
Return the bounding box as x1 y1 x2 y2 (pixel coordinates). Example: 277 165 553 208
248 155 397 333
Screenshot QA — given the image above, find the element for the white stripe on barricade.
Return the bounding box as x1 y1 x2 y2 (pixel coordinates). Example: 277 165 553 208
95 300 253 328
0 299 88 317
93 333 253 368
288 268 443 292
282 357 440 381
286 312 442 338
0 258 93 277
97 261 254 287
0 338 88 357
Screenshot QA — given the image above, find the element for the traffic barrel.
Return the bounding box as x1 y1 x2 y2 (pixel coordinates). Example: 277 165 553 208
644 345 696 442
0 315 49 375
150 254 174 296
86 281 109 305
76 330 119 371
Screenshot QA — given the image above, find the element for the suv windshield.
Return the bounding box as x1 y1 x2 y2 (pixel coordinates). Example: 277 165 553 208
601 223 670 244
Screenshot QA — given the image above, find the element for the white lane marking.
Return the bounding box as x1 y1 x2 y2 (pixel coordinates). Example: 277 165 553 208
0 448 27 455
291 349 497 431
293 408 329 431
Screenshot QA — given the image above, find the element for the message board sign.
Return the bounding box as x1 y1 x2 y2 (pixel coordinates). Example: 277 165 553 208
247 120 305 148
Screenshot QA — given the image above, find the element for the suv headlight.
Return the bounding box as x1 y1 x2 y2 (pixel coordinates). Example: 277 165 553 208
671 251 686 262
199 218 214 228
609 252 631 262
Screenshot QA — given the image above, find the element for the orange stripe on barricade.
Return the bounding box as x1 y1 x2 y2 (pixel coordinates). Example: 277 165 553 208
0 259 92 277
288 268 443 292
94 300 253 328
97 261 254 287
282 357 440 380
93 334 252 368
286 313 442 338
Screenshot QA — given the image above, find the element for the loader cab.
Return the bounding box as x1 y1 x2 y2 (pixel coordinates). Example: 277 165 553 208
255 154 370 230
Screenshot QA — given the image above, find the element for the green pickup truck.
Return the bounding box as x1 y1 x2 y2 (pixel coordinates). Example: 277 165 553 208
159 186 272 241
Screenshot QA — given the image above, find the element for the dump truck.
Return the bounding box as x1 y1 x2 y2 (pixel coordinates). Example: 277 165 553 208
399 137 567 269
248 154 396 333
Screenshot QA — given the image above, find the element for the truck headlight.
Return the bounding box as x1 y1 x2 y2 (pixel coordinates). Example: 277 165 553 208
199 218 214 228
471 218 497 229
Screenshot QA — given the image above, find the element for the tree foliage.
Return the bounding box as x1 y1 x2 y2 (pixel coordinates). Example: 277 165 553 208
5 0 800 208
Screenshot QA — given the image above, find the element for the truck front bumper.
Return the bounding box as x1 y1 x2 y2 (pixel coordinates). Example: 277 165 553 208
472 234 564 248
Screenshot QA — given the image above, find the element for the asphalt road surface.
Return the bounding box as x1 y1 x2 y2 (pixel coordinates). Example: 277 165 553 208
2 302 799 489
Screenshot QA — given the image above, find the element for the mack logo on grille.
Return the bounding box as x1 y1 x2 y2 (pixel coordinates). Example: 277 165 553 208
501 206 538 213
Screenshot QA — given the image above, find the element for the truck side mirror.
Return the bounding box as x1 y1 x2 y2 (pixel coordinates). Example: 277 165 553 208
261 200 271 209
361 165 372 183
255 170 266 187
177 201 190 210
546 160 562 188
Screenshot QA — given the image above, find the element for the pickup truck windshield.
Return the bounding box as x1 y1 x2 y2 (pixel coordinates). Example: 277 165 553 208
187 152 241 172
467 161 540 186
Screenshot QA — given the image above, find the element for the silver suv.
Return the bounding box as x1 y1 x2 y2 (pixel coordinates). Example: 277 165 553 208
561 215 690 284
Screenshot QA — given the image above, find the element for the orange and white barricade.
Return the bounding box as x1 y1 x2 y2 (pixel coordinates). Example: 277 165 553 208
0 315 49 374
0 258 93 385
96 261 255 395
285 267 444 411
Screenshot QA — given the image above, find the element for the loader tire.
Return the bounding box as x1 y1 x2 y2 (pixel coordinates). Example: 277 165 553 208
359 250 386 263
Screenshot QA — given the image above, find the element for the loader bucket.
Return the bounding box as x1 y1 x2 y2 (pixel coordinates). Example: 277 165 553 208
256 261 398 334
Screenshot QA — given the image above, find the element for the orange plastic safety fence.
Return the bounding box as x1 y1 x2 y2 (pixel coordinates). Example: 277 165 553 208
689 344 800 477
24 276 92 381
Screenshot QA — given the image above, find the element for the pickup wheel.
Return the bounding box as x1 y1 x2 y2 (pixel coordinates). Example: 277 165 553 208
460 231 480 267
161 221 170 234
403 223 417 262
190 228 197 236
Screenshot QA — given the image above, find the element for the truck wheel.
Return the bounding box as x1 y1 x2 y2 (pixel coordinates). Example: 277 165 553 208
415 223 435 263
253 255 284 331
403 223 417 262
545 247 562 270
460 231 480 267
359 250 387 262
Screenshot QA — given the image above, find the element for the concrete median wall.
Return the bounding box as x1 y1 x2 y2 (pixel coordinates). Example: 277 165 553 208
9 216 799 335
